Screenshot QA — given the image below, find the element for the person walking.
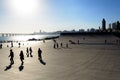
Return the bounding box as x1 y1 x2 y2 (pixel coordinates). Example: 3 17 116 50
57 43 59 48
19 50 24 65
38 48 42 60
26 47 29 57
60 43 63 48
53 43 56 49
8 49 14 64
66 43 68 48
38 48 46 65
29 47 33 57
105 40 107 44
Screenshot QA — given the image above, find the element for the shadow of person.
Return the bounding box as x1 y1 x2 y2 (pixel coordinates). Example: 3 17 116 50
19 62 24 71
4 63 14 71
39 59 46 65
30 54 33 57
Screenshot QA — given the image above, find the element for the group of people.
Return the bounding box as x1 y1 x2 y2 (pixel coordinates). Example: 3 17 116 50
8 47 43 65
53 42 69 49
26 47 33 57
53 39 69 49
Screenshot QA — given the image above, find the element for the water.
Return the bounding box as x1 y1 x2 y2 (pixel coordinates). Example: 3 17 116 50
0 34 60 42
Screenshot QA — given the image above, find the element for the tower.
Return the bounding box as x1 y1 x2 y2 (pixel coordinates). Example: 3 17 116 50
102 18 106 31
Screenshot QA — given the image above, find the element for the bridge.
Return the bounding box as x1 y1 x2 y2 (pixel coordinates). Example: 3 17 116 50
0 33 32 37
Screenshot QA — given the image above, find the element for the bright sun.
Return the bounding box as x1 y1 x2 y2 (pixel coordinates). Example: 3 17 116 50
7 0 42 17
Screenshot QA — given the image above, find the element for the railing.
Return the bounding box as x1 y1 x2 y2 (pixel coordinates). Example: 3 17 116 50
0 33 31 37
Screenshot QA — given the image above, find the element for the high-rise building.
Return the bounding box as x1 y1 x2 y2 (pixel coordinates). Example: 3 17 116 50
102 18 106 31
112 22 117 30
117 21 120 30
108 23 112 32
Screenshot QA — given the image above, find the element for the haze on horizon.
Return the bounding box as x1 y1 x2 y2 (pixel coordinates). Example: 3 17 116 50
0 0 120 33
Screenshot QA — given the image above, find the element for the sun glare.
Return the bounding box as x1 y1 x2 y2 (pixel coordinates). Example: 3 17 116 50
6 0 42 17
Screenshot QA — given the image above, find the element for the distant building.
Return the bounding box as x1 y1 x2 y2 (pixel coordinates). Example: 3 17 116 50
90 28 96 32
117 21 120 30
108 23 112 32
79 29 85 32
102 18 106 31
112 22 117 30
71 29 76 32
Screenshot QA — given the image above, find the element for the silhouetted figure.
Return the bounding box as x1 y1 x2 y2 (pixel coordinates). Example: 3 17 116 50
5 47 13 71
8 49 14 64
19 50 24 65
19 52 24 71
66 43 68 48
18 43 21 48
38 48 42 60
57 43 59 48
105 40 107 44
60 43 63 48
29 47 33 57
0 44 2 49
38 48 46 65
54 43 56 48
26 47 29 57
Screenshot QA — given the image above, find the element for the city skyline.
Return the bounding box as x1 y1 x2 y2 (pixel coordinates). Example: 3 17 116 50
0 0 120 33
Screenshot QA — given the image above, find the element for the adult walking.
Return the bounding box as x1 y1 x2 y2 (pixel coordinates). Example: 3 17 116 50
8 49 14 64
29 47 33 57
19 50 24 65
38 48 46 65
38 48 42 60
26 47 29 57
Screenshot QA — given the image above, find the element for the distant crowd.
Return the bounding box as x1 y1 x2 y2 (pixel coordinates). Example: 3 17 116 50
53 40 69 49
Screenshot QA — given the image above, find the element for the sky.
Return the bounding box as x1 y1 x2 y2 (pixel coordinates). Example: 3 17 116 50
0 0 120 33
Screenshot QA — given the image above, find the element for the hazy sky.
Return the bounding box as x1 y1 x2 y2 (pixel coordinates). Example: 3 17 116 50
0 0 120 33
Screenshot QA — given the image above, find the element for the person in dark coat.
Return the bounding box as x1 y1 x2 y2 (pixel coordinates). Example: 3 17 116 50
38 48 42 60
19 50 24 64
53 43 56 48
60 43 63 48
66 43 68 48
8 49 14 64
38 48 46 65
29 47 33 57
57 43 59 48
26 47 29 57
